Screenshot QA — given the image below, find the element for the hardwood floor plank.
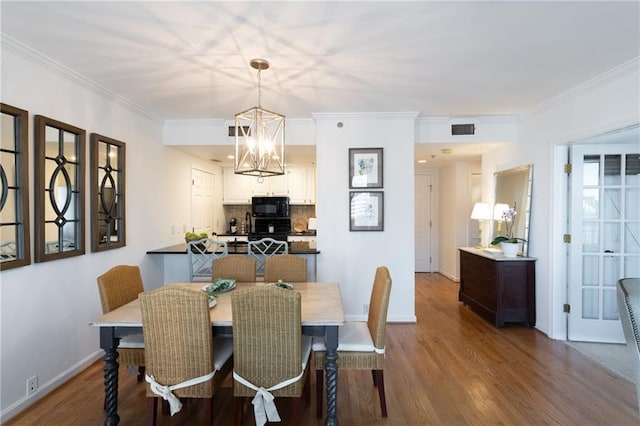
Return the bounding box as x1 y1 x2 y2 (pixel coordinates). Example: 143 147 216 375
5 272 638 425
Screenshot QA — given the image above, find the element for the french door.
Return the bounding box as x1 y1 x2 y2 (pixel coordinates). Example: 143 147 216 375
567 143 640 342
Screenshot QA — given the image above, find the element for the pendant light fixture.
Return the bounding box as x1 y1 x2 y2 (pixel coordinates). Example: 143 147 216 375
234 58 285 180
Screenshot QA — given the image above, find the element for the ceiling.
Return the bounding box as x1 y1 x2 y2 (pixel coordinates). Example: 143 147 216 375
2 1 638 167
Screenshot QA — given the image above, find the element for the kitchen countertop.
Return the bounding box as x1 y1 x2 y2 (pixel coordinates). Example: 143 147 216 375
147 241 319 255
216 232 317 237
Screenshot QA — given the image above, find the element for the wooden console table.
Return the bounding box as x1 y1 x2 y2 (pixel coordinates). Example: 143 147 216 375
459 247 536 327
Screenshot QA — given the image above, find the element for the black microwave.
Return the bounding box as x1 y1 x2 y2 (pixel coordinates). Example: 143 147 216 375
252 196 290 218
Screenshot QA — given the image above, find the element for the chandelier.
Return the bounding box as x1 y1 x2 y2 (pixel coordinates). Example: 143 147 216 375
234 58 285 179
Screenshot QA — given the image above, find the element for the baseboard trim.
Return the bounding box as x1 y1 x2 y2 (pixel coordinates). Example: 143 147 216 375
0 350 103 423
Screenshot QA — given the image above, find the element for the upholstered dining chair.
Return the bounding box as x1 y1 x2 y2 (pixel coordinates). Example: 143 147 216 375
313 265 392 418
212 256 257 282
139 286 233 425
96 265 146 381
264 254 307 283
231 286 311 426
187 238 228 282
247 238 288 277
617 277 640 413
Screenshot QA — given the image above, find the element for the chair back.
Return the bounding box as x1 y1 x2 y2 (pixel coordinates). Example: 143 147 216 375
212 256 257 282
264 254 307 282
231 286 303 396
367 266 392 349
617 277 640 412
247 238 288 275
97 265 144 313
139 286 215 398
187 238 228 281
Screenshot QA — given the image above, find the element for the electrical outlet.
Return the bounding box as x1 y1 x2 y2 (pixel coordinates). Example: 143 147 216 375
363 304 369 315
26 375 38 396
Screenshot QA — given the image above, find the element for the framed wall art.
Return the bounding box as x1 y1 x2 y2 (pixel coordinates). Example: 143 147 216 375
349 191 384 231
349 147 383 188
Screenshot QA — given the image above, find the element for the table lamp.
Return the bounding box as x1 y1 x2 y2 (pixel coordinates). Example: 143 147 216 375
470 202 490 247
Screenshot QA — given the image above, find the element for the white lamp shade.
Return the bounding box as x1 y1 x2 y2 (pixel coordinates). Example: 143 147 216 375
470 202 490 220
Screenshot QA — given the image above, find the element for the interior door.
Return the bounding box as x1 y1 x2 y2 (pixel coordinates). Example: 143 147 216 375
191 168 214 236
415 173 432 272
568 142 640 342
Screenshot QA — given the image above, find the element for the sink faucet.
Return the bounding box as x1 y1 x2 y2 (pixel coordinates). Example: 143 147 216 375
245 211 252 233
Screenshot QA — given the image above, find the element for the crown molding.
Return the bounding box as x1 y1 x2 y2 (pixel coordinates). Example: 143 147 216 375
1 33 162 123
525 56 640 117
312 111 419 121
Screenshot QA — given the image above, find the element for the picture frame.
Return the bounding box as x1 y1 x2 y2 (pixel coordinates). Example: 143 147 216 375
349 191 384 231
349 147 383 188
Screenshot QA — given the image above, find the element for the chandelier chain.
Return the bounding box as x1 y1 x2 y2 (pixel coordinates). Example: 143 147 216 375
257 68 262 108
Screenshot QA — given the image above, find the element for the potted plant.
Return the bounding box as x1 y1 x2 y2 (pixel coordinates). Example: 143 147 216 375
490 206 526 257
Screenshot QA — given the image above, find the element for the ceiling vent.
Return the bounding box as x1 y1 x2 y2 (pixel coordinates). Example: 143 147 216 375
228 125 251 137
451 123 475 135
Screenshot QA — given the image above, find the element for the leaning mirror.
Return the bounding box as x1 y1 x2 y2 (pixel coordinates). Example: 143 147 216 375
90 133 126 251
0 103 31 270
491 164 533 256
34 115 85 262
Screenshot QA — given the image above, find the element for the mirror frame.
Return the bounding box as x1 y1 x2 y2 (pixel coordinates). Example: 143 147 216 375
34 115 86 262
90 133 126 252
491 164 533 256
0 103 31 270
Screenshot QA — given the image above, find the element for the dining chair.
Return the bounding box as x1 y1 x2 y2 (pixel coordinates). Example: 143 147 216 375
617 277 640 414
247 238 288 277
139 286 233 425
212 256 257 282
264 254 307 283
187 238 228 282
231 285 311 426
96 265 146 381
313 265 392 418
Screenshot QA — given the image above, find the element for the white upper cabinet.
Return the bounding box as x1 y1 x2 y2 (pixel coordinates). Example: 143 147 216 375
288 167 316 205
223 167 314 204
222 168 253 204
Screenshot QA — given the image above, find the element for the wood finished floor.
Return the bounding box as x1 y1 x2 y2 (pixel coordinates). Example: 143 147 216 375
6 273 639 425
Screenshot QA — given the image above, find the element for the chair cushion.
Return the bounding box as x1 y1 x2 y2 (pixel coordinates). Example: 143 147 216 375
214 336 234 370
119 333 144 349
312 321 375 352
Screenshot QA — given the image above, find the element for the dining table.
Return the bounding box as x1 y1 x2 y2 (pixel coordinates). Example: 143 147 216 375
90 281 345 426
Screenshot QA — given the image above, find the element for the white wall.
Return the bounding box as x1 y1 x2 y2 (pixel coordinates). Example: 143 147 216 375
437 161 481 281
481 58 640 338
314 113 417 322
0 43 172 419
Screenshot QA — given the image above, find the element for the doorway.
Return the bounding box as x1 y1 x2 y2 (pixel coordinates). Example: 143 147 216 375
191 168 215 236
567 137 640 342
415 173 433 272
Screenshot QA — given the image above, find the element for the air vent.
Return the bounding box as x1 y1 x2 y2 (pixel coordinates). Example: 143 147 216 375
451 123 475 135
228 125 251 137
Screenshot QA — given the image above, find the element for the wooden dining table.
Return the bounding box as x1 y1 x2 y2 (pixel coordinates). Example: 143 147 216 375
90 281 345 426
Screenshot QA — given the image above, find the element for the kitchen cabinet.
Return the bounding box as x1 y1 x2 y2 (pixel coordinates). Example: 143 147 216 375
250 172 288 196
222 169 252 204
288 167 316 205
223 167 315 204
458 247 536 328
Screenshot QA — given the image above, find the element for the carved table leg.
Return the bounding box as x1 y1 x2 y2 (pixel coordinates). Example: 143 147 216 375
325 325 339 426
100 327 120 425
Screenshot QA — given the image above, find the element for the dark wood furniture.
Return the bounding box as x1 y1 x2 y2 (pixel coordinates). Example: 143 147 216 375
459 247 536 327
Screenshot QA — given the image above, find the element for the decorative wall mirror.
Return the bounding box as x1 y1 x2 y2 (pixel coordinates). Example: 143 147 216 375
90 133 125 251
0 103 31 270
34 116 85 262
491 164 533 256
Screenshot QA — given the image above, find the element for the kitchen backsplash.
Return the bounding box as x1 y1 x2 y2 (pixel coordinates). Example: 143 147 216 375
222 205 316 234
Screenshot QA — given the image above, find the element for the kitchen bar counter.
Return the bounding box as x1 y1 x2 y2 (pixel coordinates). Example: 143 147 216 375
146 241 319 255
146 242 320 283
